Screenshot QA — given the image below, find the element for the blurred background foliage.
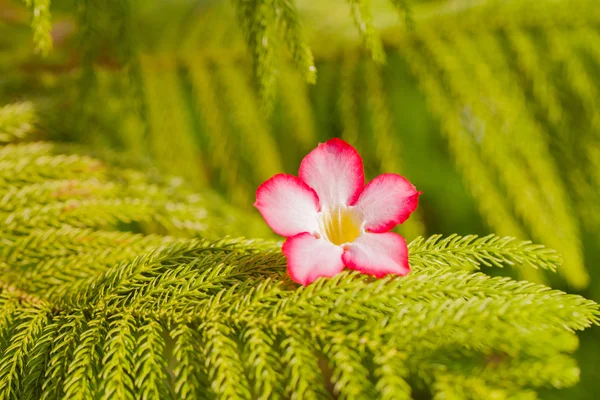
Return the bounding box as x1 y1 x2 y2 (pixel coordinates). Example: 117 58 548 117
0 0 599 397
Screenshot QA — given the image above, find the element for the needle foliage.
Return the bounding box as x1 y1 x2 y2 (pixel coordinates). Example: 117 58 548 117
1 0 600 398
8 0 595 289
0 107 597 399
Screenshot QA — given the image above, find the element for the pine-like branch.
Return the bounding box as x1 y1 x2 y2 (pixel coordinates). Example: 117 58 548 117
0 133 596 398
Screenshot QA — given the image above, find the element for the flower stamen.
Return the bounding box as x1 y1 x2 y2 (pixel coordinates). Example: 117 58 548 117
318 206 362 246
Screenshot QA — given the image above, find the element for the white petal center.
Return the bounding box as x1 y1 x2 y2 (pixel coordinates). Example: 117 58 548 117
317 206 363 246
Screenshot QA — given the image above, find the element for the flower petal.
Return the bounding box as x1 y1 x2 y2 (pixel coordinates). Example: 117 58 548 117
254 174 320 237
342 232 410 278
299 138 364 209
352 173 420 233
283 232 345 285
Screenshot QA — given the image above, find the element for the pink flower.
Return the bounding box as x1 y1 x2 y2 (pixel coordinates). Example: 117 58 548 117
254 138 421 285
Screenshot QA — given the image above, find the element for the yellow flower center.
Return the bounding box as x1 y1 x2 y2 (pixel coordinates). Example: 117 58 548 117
318 206 362 246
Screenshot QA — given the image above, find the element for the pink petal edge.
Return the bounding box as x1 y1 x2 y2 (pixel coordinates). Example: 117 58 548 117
342 232 410 278
299 138 364 209
283 232 345 285
254 174 320 237
352 173 421 233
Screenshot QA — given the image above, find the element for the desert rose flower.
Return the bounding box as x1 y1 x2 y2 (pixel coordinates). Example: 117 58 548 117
254 138 421 285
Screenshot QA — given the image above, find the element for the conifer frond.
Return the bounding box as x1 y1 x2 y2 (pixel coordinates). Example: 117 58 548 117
279 330 330 400
136 325 179 398
411 25 586 287
371 347 411 400
214 62 283 183
346 0 386 63
230 0 316 105
362 60 424 239
39 314 84 399
21 315 59 399
0 142 269 240
276 0 317 83
399 39 528 240
22 0 53 55
184 57 251 206
0 141 596 398
395 6 598 286
101 2 599 278
201 321 252 398
99 313 137 399
0 103 37 144
277 65 318 152
62 315 106 400
325 336 376 398
241 324 285 398
6 1 600 396
408 234 560 272
171 324 209 399
0 303 51 398
139 55 207 186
